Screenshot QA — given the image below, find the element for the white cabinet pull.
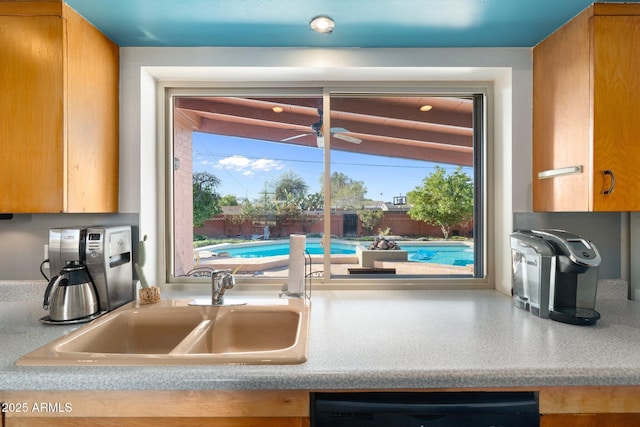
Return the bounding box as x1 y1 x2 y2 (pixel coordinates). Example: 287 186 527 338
602 170 615 195
537 165 583 179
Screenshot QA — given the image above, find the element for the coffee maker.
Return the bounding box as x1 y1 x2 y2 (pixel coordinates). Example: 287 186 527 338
44 226 133 323
511 229 602 325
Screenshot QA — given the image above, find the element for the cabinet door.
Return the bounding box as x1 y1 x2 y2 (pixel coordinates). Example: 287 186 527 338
0 15 65 212
5 416 309 427
542 413 640 427
592 15 640 211
532 8 592 212
64 3 119 213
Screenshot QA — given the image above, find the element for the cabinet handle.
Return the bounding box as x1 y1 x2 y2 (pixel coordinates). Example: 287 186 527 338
602 170 615 195
538 165 583 179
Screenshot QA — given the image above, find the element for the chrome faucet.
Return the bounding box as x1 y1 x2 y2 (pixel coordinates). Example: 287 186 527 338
211 269 235 305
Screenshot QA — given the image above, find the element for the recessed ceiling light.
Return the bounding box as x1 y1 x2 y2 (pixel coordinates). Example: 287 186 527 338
272 106 284 113
419 105 433 112
310 15 335 34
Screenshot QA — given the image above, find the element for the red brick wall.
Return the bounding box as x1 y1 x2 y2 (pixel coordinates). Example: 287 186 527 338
195 212 472 239
195 213 325 238
173 111 197 276
379 213 473 238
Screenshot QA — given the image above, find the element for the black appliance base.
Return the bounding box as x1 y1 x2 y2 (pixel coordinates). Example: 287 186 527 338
550 307 600 326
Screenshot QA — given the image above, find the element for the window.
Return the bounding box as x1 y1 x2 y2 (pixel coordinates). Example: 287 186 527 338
168 87 486 285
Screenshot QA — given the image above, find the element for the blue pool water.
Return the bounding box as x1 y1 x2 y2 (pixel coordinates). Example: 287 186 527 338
208 241 474 267
217 242 354 257
406 245 474 267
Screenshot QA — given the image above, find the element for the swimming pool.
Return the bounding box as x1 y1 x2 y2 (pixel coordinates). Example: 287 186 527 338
202 240 474 267
212 241 355 257
406 244 474 267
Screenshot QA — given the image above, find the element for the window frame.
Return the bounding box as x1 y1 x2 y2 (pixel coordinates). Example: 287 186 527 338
163 82 493 290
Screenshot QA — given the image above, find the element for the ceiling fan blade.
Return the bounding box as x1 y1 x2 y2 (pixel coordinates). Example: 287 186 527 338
281 132 311 142
329 127 349 133
333 133 362 144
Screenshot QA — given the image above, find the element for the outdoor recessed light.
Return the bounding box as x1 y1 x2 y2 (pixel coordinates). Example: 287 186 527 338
419 105 433 112
272 106 284 113
310 15 335 34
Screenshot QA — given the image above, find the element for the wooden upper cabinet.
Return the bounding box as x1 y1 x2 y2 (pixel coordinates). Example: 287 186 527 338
533 3 640 212
0 1 119 213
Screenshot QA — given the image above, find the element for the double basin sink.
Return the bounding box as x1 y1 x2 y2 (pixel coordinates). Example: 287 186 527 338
18 297 310 366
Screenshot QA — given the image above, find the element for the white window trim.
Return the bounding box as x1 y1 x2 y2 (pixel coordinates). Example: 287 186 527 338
123 48 520 296
161 81 495 292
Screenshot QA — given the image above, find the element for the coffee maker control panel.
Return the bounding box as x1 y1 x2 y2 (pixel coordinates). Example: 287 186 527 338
532 229 601 268
565 238 598 261
86 232 102 254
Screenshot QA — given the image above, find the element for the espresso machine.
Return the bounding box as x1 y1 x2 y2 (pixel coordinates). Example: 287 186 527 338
511 229 602 325
44 226 134 324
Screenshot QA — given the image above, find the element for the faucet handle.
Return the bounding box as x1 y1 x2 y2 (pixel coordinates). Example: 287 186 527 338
222 272 235 289
211 269 235 305
211 268 231 276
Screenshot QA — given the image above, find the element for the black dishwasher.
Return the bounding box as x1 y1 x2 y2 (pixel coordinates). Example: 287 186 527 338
311 391 539 427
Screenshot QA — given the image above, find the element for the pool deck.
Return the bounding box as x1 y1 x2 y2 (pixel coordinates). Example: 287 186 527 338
196 254 473 277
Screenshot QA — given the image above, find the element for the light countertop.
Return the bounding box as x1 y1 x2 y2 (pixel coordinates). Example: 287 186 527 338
1 280 639 391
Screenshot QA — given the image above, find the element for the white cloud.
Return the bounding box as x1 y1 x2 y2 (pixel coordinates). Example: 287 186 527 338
251 158 284 171
198 159 216 167
218 155 251 168
215 155 284 176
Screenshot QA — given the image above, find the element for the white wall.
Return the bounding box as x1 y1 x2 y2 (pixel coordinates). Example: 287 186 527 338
0 213 137 280
119 47 532 294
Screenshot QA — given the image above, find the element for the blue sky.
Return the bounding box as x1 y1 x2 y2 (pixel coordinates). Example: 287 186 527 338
192 132 472 203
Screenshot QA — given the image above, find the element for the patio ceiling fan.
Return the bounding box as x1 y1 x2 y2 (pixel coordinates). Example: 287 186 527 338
281 109 362 147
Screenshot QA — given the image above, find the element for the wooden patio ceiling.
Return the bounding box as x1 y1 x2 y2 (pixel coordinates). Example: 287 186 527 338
174 95 474 166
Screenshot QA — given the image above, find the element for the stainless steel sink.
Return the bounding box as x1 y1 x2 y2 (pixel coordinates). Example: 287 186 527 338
17 298 310 366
